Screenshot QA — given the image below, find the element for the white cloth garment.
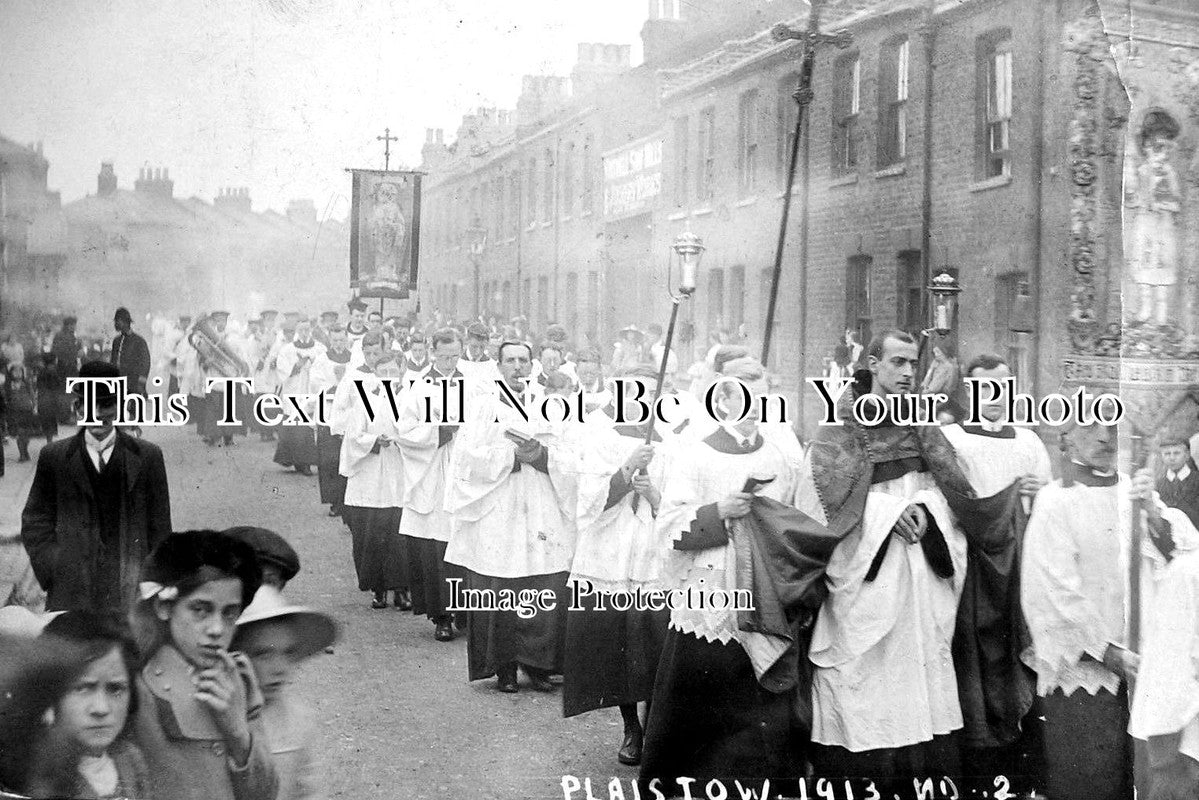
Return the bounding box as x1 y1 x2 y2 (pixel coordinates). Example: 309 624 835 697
1021 475 1193 697
443 382 575 578
393 368 471 543
655 432 797 679
561 408 676 594
941 423 1053 499
807 468 968 752
339 375 405 508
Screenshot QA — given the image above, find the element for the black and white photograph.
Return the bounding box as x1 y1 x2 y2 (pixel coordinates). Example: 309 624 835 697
1 0 1199 798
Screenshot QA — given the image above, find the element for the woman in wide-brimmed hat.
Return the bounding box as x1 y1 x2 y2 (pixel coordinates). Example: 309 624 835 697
233 586 338 800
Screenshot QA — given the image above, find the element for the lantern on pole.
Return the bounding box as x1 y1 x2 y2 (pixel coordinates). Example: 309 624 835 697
927 269 961 334
630 229 705 508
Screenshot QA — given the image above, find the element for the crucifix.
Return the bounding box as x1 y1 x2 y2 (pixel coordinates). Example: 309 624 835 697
760 0 852 427
377 127 398 171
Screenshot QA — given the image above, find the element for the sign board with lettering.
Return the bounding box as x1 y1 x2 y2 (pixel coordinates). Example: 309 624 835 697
1062 357 1199 387
602 135 663 221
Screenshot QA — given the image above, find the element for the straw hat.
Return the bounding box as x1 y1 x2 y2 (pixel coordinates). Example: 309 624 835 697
232 586 338 660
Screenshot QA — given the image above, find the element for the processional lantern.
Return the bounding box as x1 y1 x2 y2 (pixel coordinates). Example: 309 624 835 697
672 230 705 297
928 269 962 334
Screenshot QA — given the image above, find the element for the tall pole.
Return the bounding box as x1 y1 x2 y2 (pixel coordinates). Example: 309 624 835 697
766 3 852 430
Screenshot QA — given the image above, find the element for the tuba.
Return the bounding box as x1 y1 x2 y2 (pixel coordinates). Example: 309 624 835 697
188 314 250 378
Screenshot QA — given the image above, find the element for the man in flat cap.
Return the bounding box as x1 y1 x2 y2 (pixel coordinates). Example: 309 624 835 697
21 360 172 612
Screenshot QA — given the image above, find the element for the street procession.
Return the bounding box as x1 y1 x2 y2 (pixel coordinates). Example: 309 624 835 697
4 0 1199 798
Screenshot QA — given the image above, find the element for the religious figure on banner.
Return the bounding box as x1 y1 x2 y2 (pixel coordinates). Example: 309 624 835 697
349 169 421 299
1125 109 1182 325
370 180 407 282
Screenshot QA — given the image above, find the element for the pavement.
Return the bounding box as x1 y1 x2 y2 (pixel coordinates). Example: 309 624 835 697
34 423 635 800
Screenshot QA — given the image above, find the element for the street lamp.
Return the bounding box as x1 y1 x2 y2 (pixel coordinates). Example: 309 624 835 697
927 269 961 334
466 216 487 318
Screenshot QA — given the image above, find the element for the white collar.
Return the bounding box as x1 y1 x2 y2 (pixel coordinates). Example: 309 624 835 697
85 428 117 453
720 421 759 449
979 417 1005 433
1168 464 1192 482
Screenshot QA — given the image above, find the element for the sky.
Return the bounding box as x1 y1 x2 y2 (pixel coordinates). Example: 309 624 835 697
0 0 647 219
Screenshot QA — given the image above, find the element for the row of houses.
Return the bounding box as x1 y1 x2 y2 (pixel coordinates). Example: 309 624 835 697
416 0 1199 435
0 149 350 334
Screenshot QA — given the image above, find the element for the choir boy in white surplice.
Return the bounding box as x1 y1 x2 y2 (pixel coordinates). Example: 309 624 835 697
802 331 975 784
1022 416 1198 800
940 354 1051 786
273 319 325 475
561 365 676 768
394 328 470 642
329 331 384 439
444 341 575 693
339 358 411 611
639 358 815 795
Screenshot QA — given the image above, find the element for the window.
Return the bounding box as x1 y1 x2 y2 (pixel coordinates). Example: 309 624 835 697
493 177 505 239
996 272 1032 394
737 89 760 194
777 74 799 183
759 266 774 334
565 272 579 337
979 33 1013 178
562 143 575 217
832 53 860 175
846 255 873 347
543 148 554 223
697 107 716 201
537 276 550 329
896 250 923 335
674 115 690 206
654 0 681 20
586 270 599 341
728 265 745 330
502 280 512 319
509 173 521 237
582 134 595 215
878 38 909 168
526 157 538 226
707 269 724 336
523 278 532 318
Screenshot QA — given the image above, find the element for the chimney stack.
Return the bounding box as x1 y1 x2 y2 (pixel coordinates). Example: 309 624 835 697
134 165 174 200
97 162 117 197
214 185 252 213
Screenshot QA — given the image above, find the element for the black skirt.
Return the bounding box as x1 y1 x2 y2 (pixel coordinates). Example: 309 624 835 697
465 570 570 681
638 628 802 796
407 538 462 622
346 506 409 592
315 426 346 506
563 592 669 717
273 425 317 467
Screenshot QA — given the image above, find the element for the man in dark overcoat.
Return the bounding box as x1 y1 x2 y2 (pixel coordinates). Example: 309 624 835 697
20 360 172 612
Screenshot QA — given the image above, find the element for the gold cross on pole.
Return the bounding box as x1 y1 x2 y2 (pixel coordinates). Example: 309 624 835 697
376 127 398 171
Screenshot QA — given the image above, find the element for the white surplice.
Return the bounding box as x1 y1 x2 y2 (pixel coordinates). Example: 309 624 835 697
562 408 675 594
442 382 575 578
1022 475 1194 697
806 468 968 752
393 368 469 543
941 423 1052 499
339 375 404 508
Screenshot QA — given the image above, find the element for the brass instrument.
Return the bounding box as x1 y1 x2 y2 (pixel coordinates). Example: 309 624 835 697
188 314 250 378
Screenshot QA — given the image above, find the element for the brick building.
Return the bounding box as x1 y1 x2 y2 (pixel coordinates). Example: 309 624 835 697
0 136 64 330
417 0 805 353
419 0 1199 438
